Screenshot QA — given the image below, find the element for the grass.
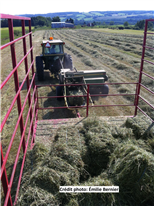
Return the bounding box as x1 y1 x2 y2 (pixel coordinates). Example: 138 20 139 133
0 26 35 45
90 28 145 35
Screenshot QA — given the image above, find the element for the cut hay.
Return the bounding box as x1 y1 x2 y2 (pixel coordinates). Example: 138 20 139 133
17 186 59 206
15 117 154 206
125 116 154 139
108 142 154 205
78 175 115 206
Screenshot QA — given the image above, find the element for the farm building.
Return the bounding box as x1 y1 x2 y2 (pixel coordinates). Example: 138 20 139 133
51 22 74 28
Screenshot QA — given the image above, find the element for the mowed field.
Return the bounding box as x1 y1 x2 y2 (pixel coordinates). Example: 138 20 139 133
34 28 154 119
1 28 154 124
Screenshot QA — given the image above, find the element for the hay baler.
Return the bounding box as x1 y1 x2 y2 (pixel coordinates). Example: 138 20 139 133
57 68 109 107
36 37 109 107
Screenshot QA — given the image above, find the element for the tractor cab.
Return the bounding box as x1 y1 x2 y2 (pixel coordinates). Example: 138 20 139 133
36 37 73 81
41 38 65 56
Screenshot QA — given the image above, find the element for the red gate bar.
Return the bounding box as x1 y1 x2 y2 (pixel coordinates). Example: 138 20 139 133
134 19 154 117
0 14 36 206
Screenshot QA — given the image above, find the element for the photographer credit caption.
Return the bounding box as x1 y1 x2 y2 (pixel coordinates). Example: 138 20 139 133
60 186 119 193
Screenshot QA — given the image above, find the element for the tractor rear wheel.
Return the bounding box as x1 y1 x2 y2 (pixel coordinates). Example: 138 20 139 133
63 54 73 71
36 56 44 81
102 85 109 97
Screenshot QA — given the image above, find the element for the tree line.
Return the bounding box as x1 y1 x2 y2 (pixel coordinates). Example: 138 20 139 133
1 16 52 27
1 16 153 30
1 16 74 28
107 20 154 30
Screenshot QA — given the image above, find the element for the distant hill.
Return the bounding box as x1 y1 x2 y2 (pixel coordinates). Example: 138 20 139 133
19 10 154 25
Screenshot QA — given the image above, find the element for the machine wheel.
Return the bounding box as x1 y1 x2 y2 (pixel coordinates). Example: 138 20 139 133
63 54 73 71
36 56 44 81
56 86 63 101
102 85 109 97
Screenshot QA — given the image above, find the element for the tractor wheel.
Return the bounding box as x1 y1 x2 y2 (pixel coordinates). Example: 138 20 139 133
102 85 109 97
36 56 44 81
56 86 63 101
63 54 73 71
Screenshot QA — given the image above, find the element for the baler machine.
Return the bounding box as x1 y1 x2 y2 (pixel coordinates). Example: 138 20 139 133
57 68 109 108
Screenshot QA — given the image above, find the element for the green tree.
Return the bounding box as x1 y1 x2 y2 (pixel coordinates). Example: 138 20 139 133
51 16 61 22
124 21 129 27
66 18 74 24
31 16 51 27
135 20 145 29
135 19 154 30
93 21 96 26
148 20 154 30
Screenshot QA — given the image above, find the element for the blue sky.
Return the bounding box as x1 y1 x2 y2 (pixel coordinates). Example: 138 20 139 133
0 0 154 15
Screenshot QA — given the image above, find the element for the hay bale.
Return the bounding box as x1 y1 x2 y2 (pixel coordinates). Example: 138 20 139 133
108 143 154 205
16 143 49 176
81 118 118 176
51 126 86 169
30 167 62 193
41 156 80 184
17 186 58 206
82 118 99 131
85 134 117 176
67 89 84 106
111 126 134 140
78 175 115 206
31 143 49 165
125 117 154 139
82 118 112 135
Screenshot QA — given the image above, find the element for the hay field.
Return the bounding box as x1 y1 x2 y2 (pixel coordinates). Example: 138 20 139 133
90 28 146 35
34 29 154 119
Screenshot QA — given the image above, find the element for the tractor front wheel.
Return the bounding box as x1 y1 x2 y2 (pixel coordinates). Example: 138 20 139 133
36 56 44 81
63 54 73 71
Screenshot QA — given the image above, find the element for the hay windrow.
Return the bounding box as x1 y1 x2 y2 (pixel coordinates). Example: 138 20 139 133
15 117 154 206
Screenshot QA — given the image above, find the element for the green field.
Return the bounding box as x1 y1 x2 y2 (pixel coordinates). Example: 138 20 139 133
90 28 145 35
1 26 35 45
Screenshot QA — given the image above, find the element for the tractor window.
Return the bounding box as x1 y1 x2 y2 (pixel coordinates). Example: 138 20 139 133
44 44 63 54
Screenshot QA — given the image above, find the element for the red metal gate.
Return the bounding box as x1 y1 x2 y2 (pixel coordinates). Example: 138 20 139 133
0 14 37 206
0 15 154 206
134 19 154 121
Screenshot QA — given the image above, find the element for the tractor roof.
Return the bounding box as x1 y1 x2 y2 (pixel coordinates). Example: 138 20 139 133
42 40 64 44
